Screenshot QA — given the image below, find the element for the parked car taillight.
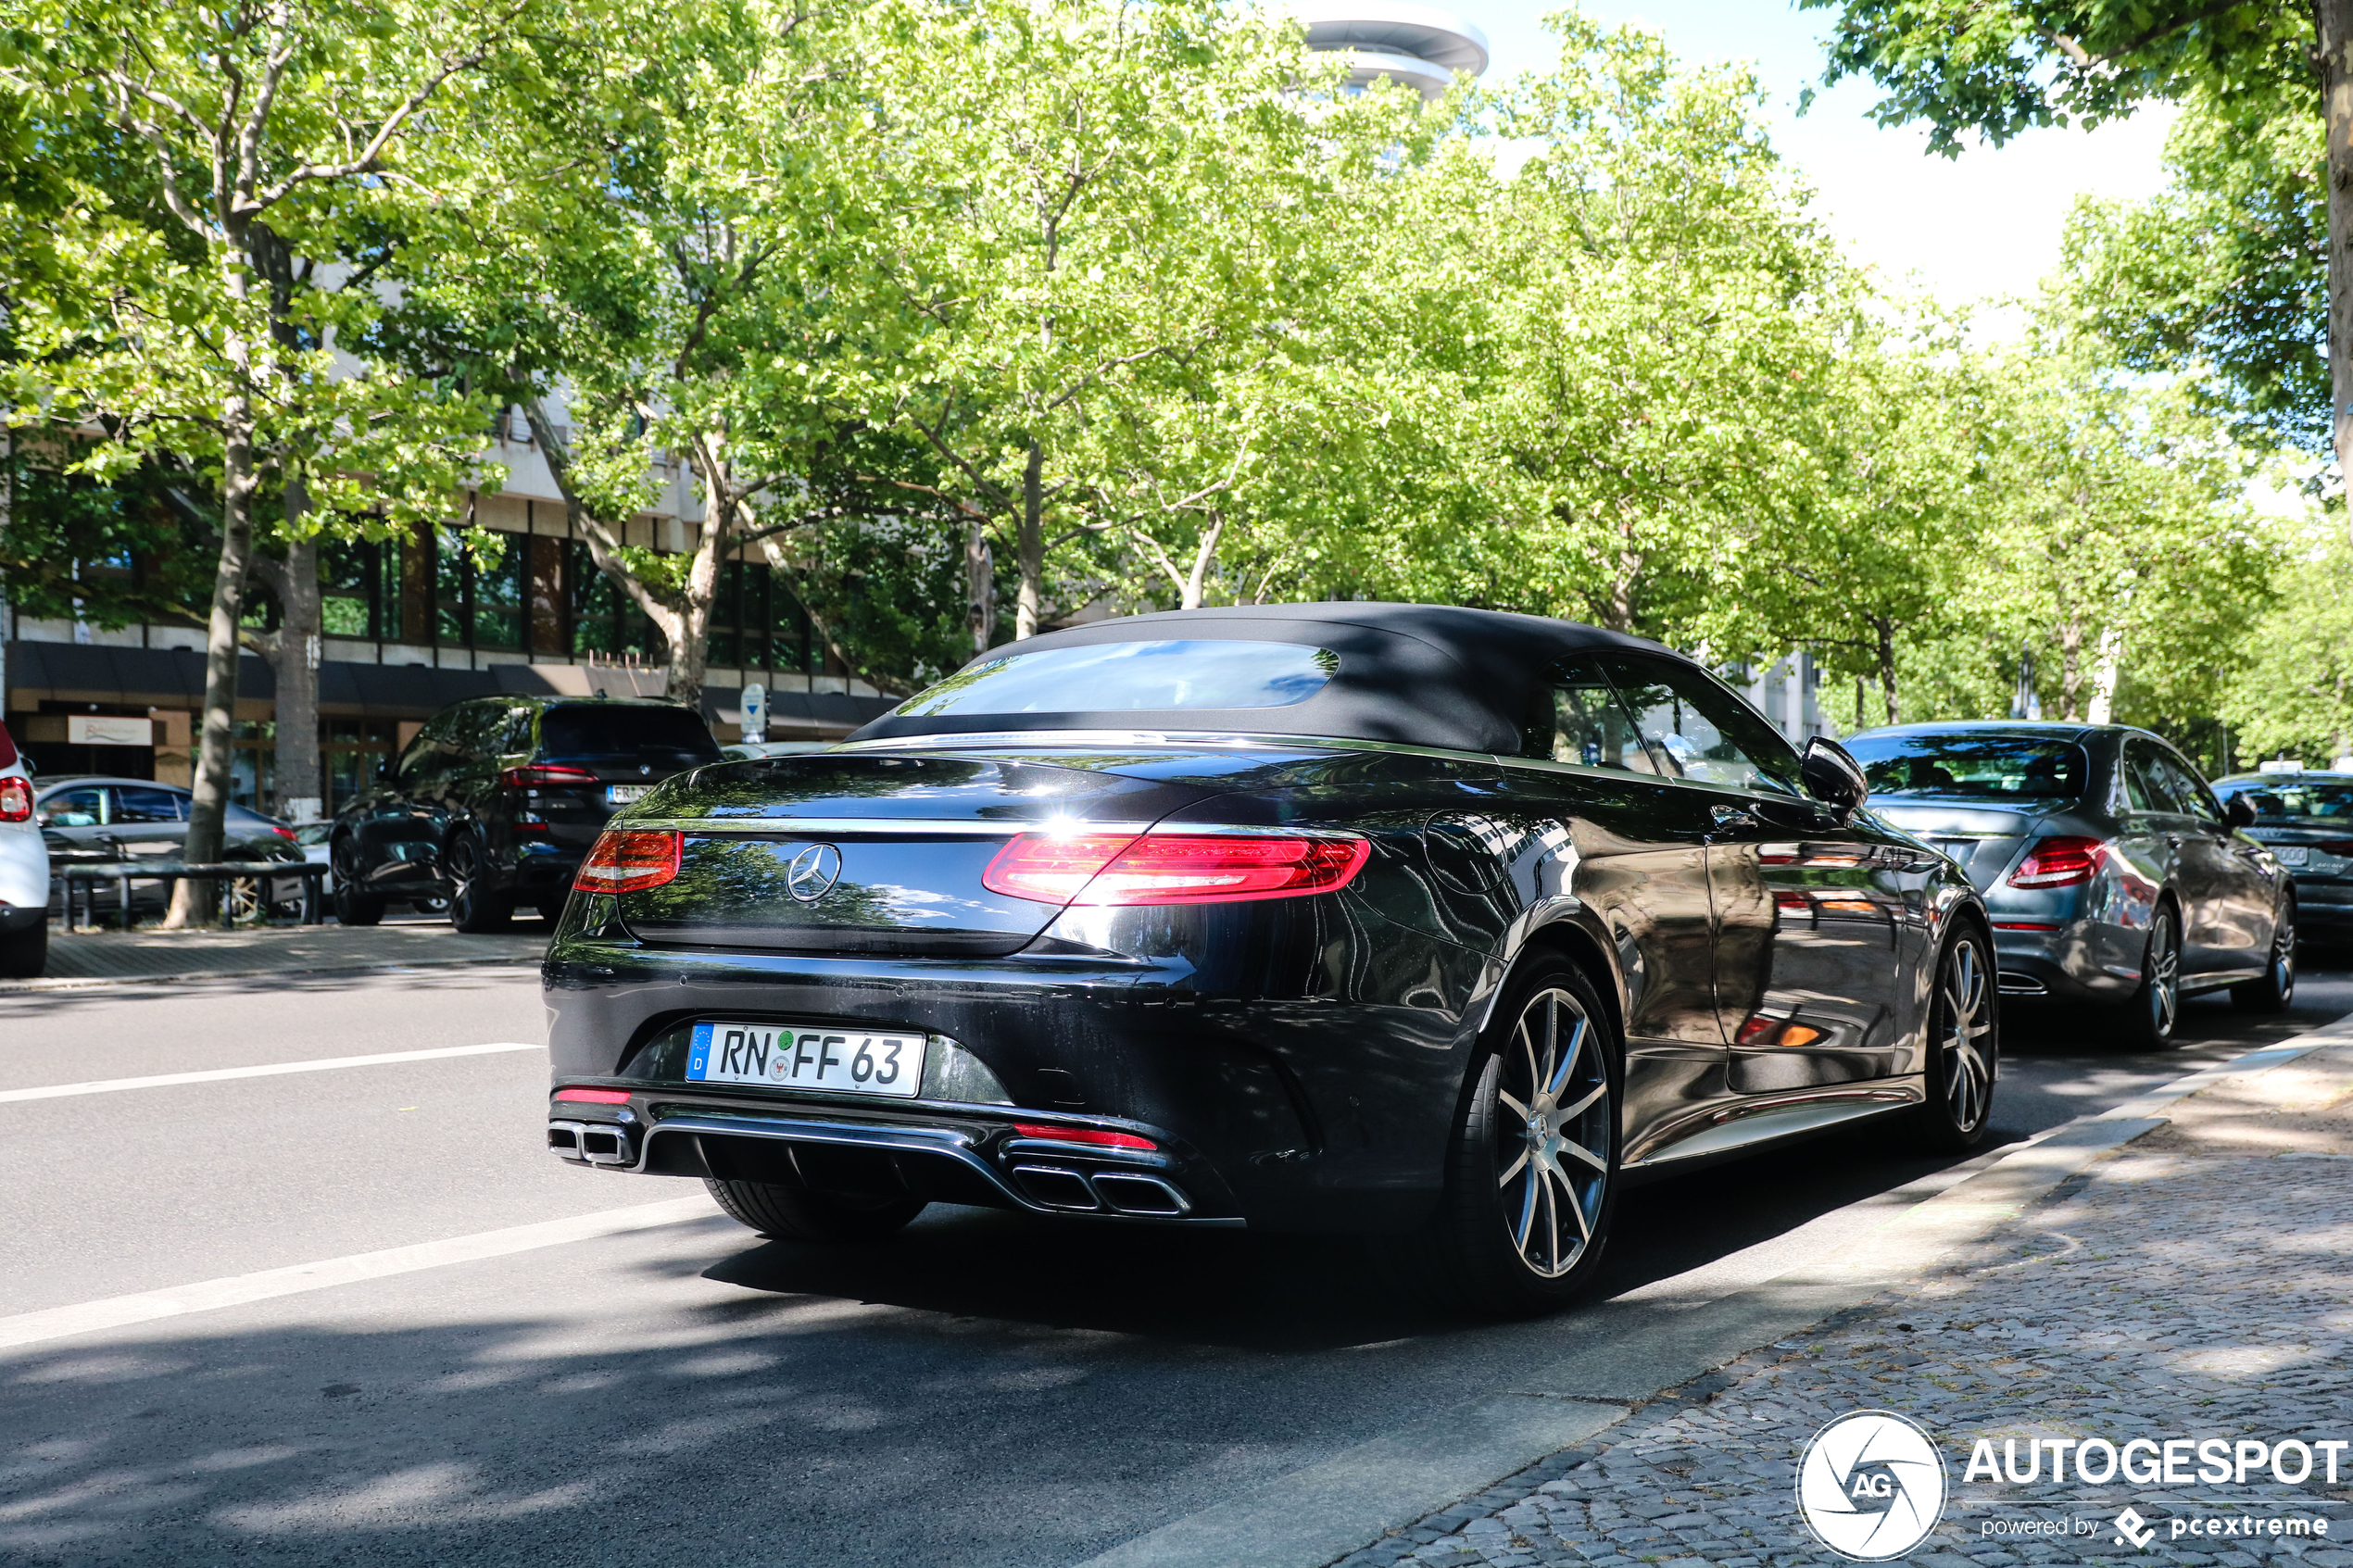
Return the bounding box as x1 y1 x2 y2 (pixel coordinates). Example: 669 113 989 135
0 776 29 822
501 764 600 788
983 832 1370 906
573 829 682 894
2007 835 2107 889
2318 839 2353 857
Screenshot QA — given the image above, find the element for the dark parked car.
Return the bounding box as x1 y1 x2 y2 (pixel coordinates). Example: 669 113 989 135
35 775 305 916
1842 724 2293 1048
332 696 721 932
541 605 1994 1314
2210 770 2353 942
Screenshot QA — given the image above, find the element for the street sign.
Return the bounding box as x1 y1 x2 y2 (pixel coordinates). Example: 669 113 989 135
740 682 766 745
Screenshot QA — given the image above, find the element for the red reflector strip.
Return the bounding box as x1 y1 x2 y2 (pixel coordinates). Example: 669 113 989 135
573 829 681 894
1011 1122 1157 1150
1993 922 2061 932
553 1087 633 1104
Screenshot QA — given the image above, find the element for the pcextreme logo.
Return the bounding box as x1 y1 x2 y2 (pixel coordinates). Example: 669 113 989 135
1796 1411 1950 1561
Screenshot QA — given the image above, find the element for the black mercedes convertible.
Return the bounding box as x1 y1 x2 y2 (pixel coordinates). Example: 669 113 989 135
542 604 1994 1312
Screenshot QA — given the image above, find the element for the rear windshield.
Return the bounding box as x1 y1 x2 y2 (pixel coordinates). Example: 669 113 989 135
1841 734 2089 803
539 704 720 761
2213 778 2353 821
896 639 1340 717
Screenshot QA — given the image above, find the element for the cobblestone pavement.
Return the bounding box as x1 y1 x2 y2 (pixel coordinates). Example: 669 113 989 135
1332 1044 2353 1568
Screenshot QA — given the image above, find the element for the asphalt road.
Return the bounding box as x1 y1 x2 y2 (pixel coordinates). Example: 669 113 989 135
1 963 2343 1566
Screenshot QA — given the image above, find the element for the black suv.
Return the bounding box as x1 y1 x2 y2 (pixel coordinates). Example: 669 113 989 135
331 696 722 932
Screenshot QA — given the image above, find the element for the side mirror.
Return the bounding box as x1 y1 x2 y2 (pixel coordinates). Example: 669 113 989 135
1801 736 1869 821
2226 795 2257 829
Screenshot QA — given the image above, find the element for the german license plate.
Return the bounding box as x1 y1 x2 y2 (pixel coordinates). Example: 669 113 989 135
686 1021 925 1098
606 784 652 805
2276 846 2309 867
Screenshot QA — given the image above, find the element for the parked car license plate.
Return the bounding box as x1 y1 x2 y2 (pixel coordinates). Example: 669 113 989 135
2276 846 2309 867
686 1021 925 1098
605 784 652 805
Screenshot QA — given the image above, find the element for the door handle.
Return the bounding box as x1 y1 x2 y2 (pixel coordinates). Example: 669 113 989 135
1710 804 1756 830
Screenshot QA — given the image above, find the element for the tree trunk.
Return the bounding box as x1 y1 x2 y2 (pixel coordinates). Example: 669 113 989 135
167 445 255 928
269 503 323 822
965 517 996 656
1014 442 1044 640
2086 625 2122 727
2322 0 2353 520
1872 616 1899 726
2057 618 2084 721
666 509 724 711
1181 515 1226 610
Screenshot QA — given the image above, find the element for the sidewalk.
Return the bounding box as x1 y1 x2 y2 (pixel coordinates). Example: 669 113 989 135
12 921 548 987
1333 1032 2353 1568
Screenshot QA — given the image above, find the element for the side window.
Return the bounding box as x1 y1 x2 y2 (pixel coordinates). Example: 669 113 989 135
1533 657 1663 775
2124 741 2183 815
2156 749 2222 823
113 786 186 823
396 712 452 786
501 709 535 757
42 787 107 827
1597 655 1805 797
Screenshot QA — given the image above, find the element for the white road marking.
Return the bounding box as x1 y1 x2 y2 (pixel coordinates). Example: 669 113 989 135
0 1041 545 1104
0 1196 721 1351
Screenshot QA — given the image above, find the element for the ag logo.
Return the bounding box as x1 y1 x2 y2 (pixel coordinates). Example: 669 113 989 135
1796 1410 1948 1561
785 843 843 902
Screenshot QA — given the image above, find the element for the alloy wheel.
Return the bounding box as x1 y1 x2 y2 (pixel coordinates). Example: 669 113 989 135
2271 908 2296 1001
1492 986 1612 1280
2145 911 2180 1039
1934 935 1993 1133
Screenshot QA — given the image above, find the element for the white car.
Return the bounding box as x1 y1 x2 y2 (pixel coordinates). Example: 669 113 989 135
0 721 48 977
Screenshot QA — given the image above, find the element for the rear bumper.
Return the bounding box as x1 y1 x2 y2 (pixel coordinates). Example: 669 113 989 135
542 919 1489 1234
1987 921 2137 1001
547 1098 1231 1224
2287 876 2353 931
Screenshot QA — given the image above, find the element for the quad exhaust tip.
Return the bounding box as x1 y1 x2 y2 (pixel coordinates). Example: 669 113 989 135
548 1119 634 1167
1012 1163 1191 1217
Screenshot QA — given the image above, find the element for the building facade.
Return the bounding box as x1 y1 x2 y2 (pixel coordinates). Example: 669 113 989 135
1 415 895 816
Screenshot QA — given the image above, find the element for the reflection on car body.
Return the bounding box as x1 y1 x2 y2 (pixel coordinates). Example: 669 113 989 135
541 605 1997 1313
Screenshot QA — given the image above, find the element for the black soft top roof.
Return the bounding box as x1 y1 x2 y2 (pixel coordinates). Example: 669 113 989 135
849 603 1673 753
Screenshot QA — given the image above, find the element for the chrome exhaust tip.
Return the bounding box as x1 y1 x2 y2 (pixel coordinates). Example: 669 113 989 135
548 1119 633 1167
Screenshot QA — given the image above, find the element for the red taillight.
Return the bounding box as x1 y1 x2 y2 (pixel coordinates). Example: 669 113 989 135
0 776 29 823
0 721 17 771
2007 835 2106 889
2319 839 2353 857
553 1086 633 1104
501 764 599 789
270 825 297 842
982 832 1370 906
1011 1122 1157 1150
573 829 681 894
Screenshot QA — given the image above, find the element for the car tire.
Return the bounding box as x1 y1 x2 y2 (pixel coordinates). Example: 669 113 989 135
1897 923 1996 1154
1403 956 1621 1317
703 1178 926 1243
0 922 46 980
331 879 384 927
2231 899 2296 1014
446 832 510 935
2120 904 2183 1049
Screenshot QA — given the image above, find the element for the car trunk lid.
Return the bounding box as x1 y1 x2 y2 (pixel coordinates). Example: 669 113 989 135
611 752 1214 955
1870 801 2043 892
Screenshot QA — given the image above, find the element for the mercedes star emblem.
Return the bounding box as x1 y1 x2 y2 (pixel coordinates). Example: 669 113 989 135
786 843 843 903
